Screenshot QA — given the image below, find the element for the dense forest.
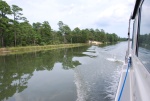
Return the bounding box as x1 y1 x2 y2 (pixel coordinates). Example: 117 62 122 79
0 0 121 48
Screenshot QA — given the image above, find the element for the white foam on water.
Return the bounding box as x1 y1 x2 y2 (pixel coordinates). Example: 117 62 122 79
73 43 126 101
104 66 121 101
106 57 124 63
106 58 116 62
74 68 88 101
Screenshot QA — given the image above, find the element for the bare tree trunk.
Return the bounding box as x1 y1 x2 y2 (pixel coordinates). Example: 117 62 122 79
0 29 4 47
33 36 36 45
14 31 16 47
64 35 67 44
64 36 65 43
0 38 2 48
1 34 4 47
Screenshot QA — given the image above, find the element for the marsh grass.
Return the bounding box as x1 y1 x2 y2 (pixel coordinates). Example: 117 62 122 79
0 44 87 56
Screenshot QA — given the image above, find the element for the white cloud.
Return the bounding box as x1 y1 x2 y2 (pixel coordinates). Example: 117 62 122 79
4 0 12 3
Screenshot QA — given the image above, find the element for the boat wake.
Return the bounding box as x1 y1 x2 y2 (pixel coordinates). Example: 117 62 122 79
104 67 121 101
73 45 125 101
106 58 124 63
74 67 88 101
106 54 124 63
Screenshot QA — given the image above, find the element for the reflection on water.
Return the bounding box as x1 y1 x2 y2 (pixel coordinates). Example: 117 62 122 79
0 47 88 101
0 42 127 101
138 47 150 72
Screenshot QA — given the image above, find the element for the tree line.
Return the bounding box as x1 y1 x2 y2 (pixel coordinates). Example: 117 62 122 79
0 0 120 48
139 33 150 50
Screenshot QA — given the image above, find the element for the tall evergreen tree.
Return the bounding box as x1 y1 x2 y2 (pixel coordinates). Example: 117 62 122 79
0 0 11 47
12 5 23 46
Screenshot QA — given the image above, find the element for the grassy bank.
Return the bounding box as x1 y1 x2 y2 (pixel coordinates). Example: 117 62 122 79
0 43 87 56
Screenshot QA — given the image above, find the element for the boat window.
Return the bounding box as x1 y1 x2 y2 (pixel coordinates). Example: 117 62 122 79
132 17 138 50
138 0 150 72
132 21 135 49
132 13 139 55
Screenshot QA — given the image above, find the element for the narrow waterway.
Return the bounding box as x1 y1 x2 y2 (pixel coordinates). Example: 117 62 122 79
0 42 128 101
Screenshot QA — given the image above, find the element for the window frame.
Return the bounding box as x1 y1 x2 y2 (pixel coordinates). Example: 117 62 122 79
138 0 150 73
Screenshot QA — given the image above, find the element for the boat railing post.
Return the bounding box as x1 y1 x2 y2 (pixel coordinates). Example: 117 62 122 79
128 15 132 57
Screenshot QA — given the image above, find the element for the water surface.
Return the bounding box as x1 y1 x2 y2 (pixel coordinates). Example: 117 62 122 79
0 42 127 101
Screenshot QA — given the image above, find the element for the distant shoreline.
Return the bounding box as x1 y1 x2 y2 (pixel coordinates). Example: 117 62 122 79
0 43 87 56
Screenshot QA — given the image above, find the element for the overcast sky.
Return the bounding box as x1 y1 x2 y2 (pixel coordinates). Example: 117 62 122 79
5 0 135 37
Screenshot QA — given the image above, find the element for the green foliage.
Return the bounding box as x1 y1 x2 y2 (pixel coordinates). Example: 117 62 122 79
0 0 120 48
12 5 23 20
119 37 127 41
0 0 11 18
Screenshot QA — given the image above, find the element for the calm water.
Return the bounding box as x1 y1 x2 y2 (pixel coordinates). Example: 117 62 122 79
0 42 127 101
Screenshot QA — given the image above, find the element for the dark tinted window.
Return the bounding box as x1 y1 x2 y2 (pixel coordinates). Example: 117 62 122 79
138 0 150 72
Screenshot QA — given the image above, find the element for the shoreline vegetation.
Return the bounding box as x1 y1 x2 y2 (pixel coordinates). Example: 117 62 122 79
0 43 87 56
1 0 121 49
0 0 126 56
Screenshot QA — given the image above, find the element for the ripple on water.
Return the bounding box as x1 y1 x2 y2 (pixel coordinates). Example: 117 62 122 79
74 42 126 101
